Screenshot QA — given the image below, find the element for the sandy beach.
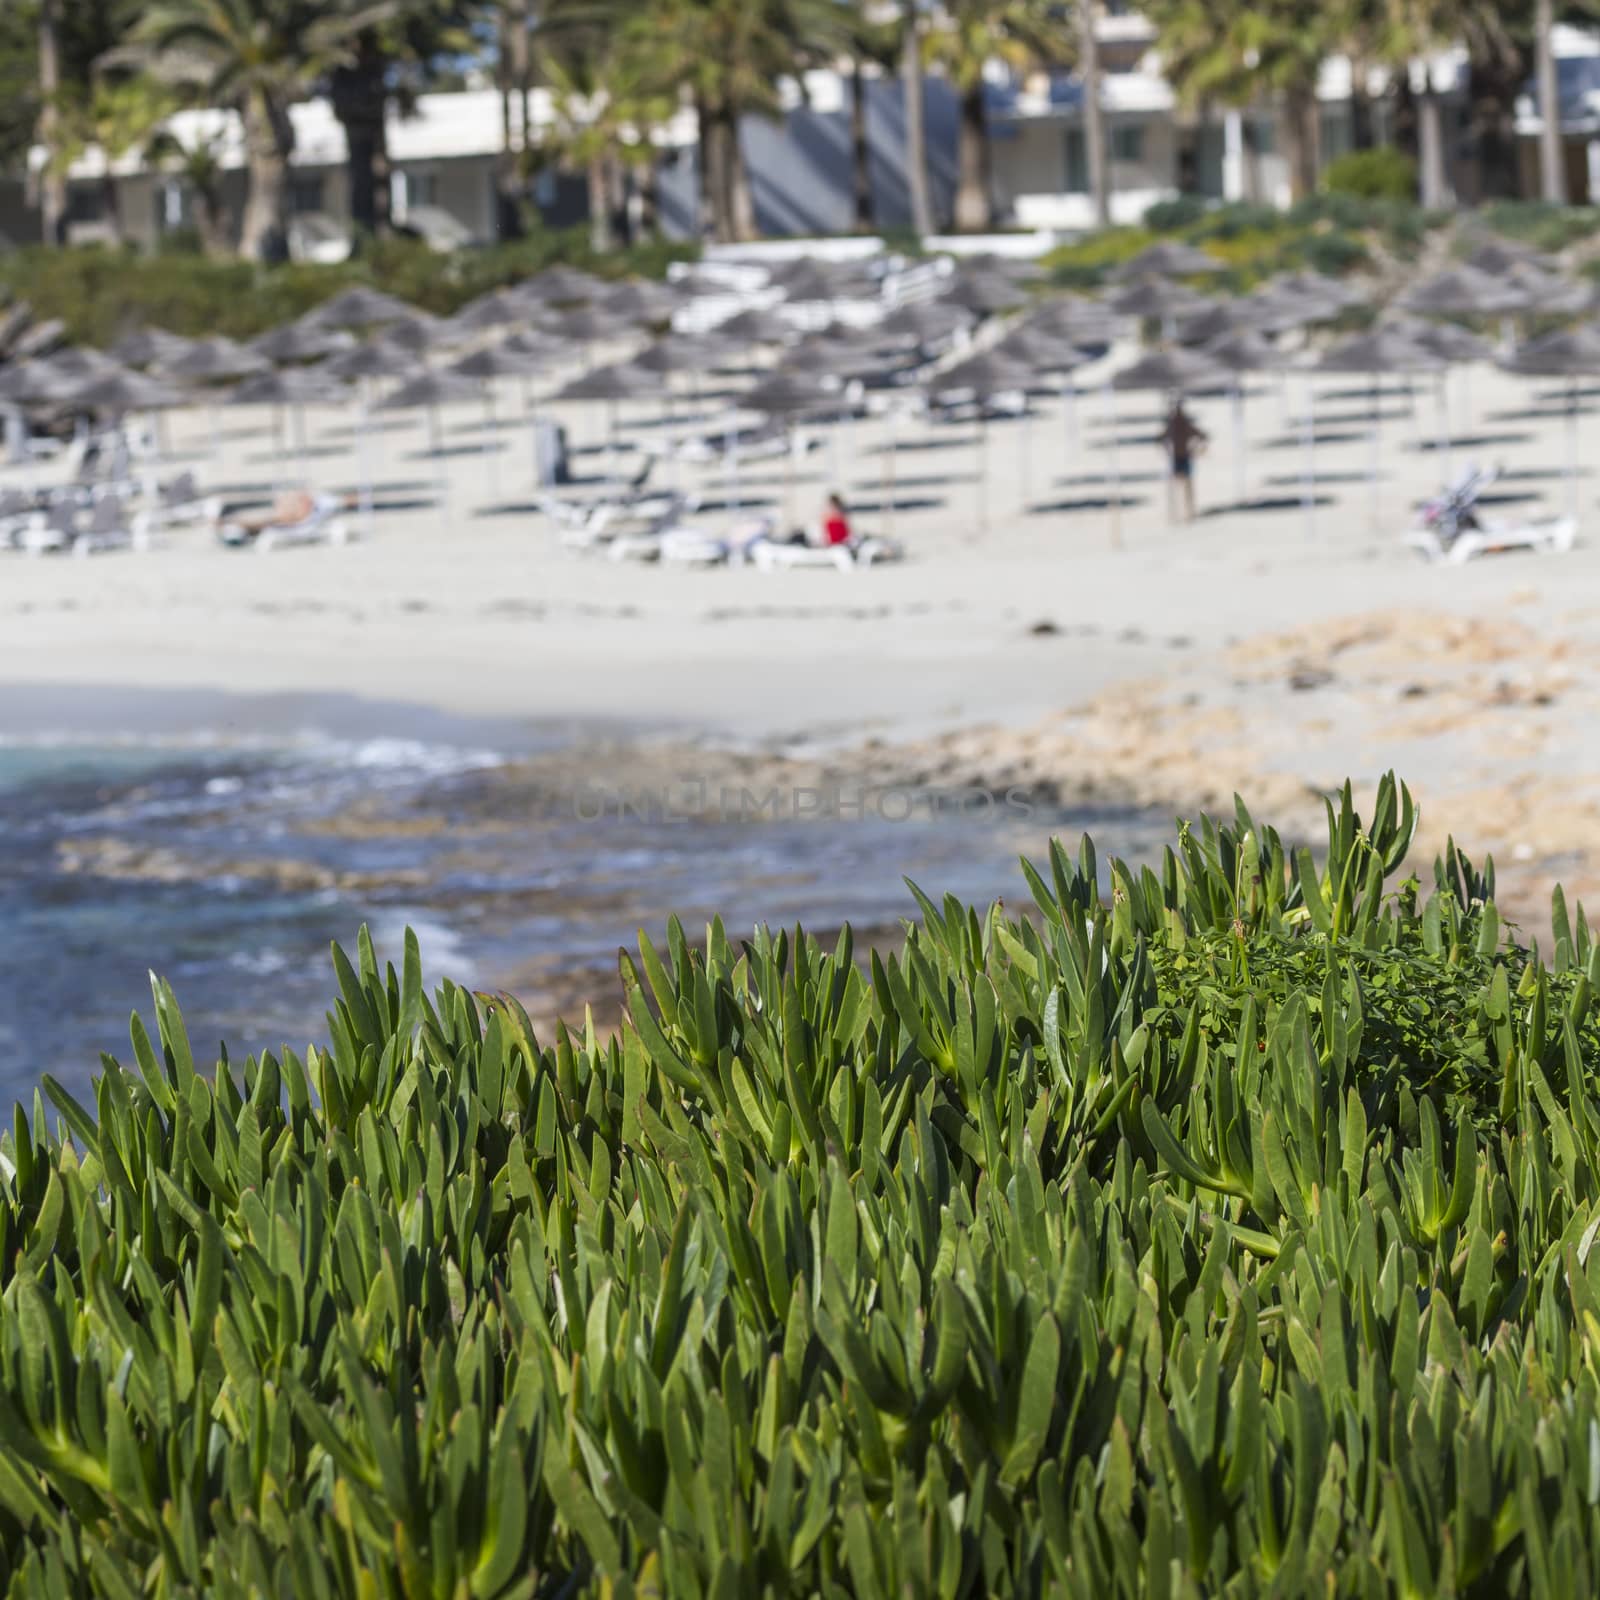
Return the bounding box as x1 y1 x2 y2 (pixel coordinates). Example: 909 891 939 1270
5 343 1600 935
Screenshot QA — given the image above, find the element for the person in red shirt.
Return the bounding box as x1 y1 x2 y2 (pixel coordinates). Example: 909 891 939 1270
820 492 852 546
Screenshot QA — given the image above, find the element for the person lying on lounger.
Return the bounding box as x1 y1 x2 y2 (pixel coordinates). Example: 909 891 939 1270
782 491 854 547
227 489 353 534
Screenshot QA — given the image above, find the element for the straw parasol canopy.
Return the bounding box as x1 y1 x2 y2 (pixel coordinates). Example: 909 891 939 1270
1174 301 1250 346
743 369 845 417
1110 241 1222 281
502 328 577 364
635 332 742 374
1497 324 1600 377
372 311 449 356
227 367 349 407
1110 347 1230 393
1464 237 1557 277
304 285 415 330
993 326 1096 375
447 288 532 336
62 368 188 416
769 257 876 298
162 335 270 383
941 271 1028 315
253 319 356 364
523 265 607 304
1106 279 1213 320
449 344 542 381
321 342 421 382
1398 265 1530 317
876 300 976 345
110 327 195 369
717 306 799 346
44 346 127 382
1407 321 1495 365
596 280 683 324
1199 330 1300 374
377 369 483 410
556 360 669 403
0 359 81 405
1316 325 1446 375
926 348 1035 399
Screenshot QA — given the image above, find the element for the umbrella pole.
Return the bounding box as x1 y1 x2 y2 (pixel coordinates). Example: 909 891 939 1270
357 386 375 538
977 407 989 538
1568 377 1580 528
883 405 896 539
1020 400 1032 511
1105 380 1122 549
727 413 740 519
485 385 499 506
295 404 309 490
1065 377 1078 458
1369 375 1381 531
208 399 220 464
1437 376 1453 481
273 406 284 501
608 398 618 487
1232 381 1246 508
1301 378 1317 540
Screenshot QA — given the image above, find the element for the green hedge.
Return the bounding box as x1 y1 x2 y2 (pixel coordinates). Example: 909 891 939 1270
1322 149 1419 203
0 230 699 348
7 775 1600 1594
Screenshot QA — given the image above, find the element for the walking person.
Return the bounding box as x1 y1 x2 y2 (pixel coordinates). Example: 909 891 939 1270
1159 396 1207 523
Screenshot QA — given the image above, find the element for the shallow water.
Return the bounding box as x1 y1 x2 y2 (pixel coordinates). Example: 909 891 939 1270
0 695 1166 1102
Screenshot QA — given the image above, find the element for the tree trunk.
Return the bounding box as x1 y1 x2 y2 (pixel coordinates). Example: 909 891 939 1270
729 114 758 241
1536 0 1564 202
638 159 660 238
37 0 66 246
193 188 228 258
495 14 525 239
100 175 122 246
954 83 990 231
239 94 291 263
330 41 391 244
1417 79 1452 208
901 3 933 236
851 58 873 231
1079 0 1110 226
1349 65 1374 152
1463 47 1527 201
588 155 613 252
509 0 532 168
1280 84 1318 202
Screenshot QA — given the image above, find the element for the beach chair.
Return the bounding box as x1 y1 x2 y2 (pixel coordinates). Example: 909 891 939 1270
0 490 35 551
72 494 140 556
216 492 350 551
1404 515 1577 565
747 533 905 572
17 501 76 555
558 491 696 553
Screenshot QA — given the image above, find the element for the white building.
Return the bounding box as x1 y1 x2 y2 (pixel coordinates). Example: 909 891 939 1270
9 20 1600 254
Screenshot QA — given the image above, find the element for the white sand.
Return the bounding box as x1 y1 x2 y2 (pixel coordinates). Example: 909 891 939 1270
4 344 1600 913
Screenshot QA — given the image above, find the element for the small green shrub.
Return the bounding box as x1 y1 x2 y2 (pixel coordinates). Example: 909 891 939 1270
1481 199 1600 253
1142 194 1209 233
1322 147 1418 202
7 776 1600 1593
0 229 698 346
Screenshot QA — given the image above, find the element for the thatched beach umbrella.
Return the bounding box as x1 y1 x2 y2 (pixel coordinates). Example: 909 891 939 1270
717 306 798 349
927 348 1035 536
447 287 531 339
523 266 607 305
226 365 348 492
1200 331 1300 506
993 327 1097 498
596 280 683 325
1110 242 1222 282
377 368 483 503
556 359 669 486
305 285 415 331
111 327 195 370
941 271 1028 316
253 319 356 365
1498 325 1600 525
1399 265 1530 319
743 368 845 528
1106 278 1212 331
877 299 975 349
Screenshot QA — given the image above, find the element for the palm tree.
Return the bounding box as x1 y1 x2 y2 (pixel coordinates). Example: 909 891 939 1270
1145 0 1333 202
534 0 678 250
37 0 67 244
620 0 858 243
901 0 934 236
135 0 379 261
326 0 475 244
1078 0 1109 225
922 0 1072 232
147 123 232 253
1535 0 1562 201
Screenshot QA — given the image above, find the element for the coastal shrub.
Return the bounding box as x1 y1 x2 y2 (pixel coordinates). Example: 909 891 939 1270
0 229 698 347
1142 194 1209 233
1321 148 1418 203
11 775 1600 1593
1480 200 1600 254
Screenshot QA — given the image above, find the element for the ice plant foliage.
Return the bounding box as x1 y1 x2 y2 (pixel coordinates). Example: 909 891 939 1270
7 775 1600 1594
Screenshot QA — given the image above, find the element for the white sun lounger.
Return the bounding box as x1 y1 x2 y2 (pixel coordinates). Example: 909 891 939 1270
747 534 905 572
216 492 350 551
1404 515 1577 565
72 494 142 556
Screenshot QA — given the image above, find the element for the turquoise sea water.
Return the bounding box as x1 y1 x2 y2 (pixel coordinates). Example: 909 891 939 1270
0 693 1161 1102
